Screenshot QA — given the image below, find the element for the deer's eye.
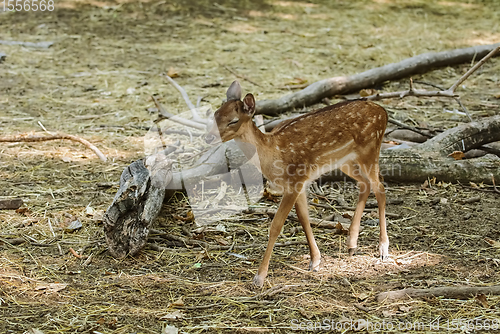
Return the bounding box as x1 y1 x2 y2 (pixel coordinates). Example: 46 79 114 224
228 118 239 126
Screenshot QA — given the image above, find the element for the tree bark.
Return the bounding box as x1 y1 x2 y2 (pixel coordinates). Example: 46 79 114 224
255 43 500 116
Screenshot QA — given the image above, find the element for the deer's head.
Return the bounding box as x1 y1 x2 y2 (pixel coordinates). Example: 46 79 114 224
205 81 256 144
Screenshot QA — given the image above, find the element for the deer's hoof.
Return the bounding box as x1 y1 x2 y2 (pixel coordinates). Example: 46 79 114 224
252 274 265 288
309 258 321 272
348 247 357 256
379 243 389 260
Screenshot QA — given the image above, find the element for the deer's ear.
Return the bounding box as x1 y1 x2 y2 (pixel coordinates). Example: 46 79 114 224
243 93 255 116
226 81 242 101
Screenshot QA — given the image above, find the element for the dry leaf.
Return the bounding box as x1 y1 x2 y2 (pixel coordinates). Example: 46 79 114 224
484 238 500 248
298 307 312 319
399 305 411 313
214 236 229 246
359 88 377 97
35 283 68 292
381 309 397 317
163 325 179 334
448 151 465 160
475 294 489 308
173 211 194 222
159 310 185 321
169 297 184 308
494 92 500 99
167 67 179 78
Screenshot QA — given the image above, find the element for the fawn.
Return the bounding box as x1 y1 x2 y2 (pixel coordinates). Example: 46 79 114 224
205 81 388 287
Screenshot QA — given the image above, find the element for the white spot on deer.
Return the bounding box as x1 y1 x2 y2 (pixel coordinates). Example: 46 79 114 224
275 145 280 150
300 150 305 154
290 148 295 153
319 121 324 126
322 142 328 147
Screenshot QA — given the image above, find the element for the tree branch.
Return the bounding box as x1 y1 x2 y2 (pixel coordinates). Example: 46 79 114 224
364 45 500 110
162 74 206 124
255 43 500 116
0 133 107 162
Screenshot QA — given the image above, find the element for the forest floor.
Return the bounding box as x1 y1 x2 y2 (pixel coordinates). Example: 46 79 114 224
1 0 500 333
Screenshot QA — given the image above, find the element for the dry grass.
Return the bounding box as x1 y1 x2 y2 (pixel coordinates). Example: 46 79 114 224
1 0 500 333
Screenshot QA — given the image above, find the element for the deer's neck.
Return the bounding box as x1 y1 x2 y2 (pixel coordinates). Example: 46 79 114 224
234 122 271 171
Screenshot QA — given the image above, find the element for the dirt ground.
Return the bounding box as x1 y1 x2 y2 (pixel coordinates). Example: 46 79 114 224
1 0 500 333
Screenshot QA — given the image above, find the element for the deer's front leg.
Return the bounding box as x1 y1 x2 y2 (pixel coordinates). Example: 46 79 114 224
294 190 321 271
253 191 300 288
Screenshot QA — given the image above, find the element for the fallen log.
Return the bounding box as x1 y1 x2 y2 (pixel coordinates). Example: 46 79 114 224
256 43 500 116
103 147 174 258
377 285 500 303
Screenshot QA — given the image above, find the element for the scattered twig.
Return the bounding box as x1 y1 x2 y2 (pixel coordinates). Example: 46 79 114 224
414 80 471 120
387 117 433 138
458 181 500 194
377 285 500 303
69 247 83 259
0 237 26 246
162 74 206 124
0 133 107 162
218 63 262 87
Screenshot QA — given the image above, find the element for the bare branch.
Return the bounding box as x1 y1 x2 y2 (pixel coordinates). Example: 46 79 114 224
0 133 107 162
152 96 206 130
162 74 207 124
365 45 500 108
449 45 500 93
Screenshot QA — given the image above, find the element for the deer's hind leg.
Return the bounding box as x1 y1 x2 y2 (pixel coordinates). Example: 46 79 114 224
340 161 371 256
359 161 388 259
